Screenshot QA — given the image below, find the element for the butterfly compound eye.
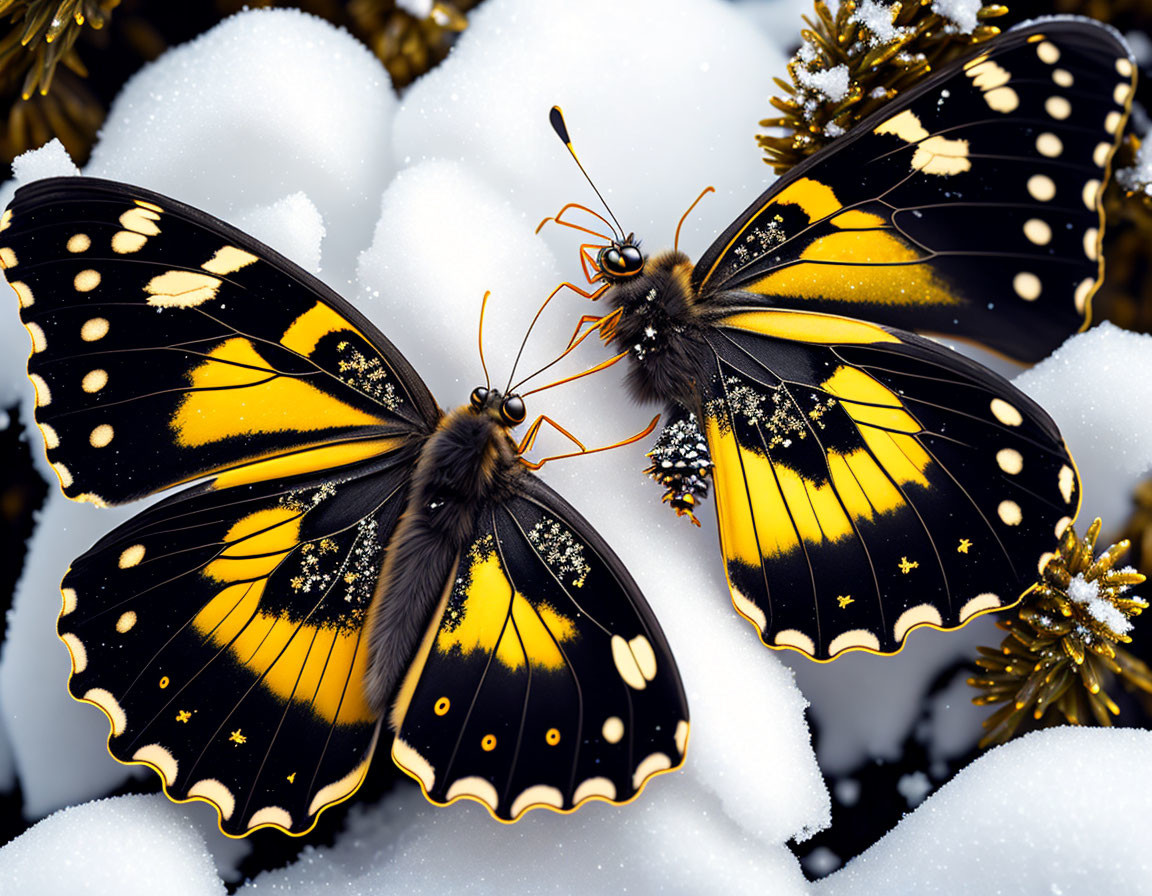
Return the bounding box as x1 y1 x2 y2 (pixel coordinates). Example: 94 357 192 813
501 395 526 426
599 242 644 279
470 386 489 410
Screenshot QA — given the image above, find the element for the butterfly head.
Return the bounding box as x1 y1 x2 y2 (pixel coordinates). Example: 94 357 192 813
597 235 645 283
470 386 527 428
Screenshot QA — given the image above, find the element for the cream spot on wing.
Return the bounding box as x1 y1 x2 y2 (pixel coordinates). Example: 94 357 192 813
1035 132 1062 158
1036 41 1060 64
28 370 49 407
189 779 235 820
731 586 767 632
135 199 164 213
1115 82 1131 105
307 748 373 817
1105 110 1123 135
445 776 499 810
1117 57 1134 77
1093 142 1111 168
1045 96 1071 120
116 610 137 633
1074 277 1095 314
119 544 146 568
510 784 564 818
61 587 77 616
1083 228 1099 261
75 493 107 507
0 247 17 269
247 806 293 831
1059 465 1075 503
73 269 100 292
119 206 160 236
573 778 616 804
83 687 125 736
144 271 222 308
67 233 90 253
81 317 109 341
11 280 33 307
893 604 943 642
392 738 435 790
611 635 647 690
1082 179 1102 210
602 716 624 744
1055 516 1073 538
0 209 10 232
959 593 1001 622
1052 68 1073 87
133 744 177 785
1037 551 1056 574
632 753 672 790
89 424 114 448
82 369 108 393
828 629 881 656
1028 174 1056 202
983 87 1019 114
990 398 1023 426
61 633 87 673
1023 219 1051 246
202 246 259 275
26 322 46 353
774 628 816 655
112 231 147 254
1013 272 1041 301
874 108 928 143
38 422 58 449
911 136 971 176
675 720 689 754
997 500 1022 526
628 634 657 681
52 462 71 488
996 448 1024 475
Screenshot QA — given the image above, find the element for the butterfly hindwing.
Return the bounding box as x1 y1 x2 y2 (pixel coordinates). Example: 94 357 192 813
390 476 688 819
700 306 1079 659
2 177 438 505
693 20 1136 362
58 445 421 835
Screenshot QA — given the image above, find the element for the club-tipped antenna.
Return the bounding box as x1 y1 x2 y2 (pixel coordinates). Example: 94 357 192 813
549 106 625 242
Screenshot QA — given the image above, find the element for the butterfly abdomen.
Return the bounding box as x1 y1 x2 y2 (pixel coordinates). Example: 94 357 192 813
605 250 711 406
366 407 521 716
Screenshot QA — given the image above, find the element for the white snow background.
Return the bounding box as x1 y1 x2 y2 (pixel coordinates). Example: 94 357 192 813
0 1 1151 893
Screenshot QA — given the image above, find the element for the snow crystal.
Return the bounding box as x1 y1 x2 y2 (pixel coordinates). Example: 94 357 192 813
896 770 932 807
1117 133 1152 199
817 728 1152 894
804 846 842 876
797 64 852 103
1068 573 1133 635
0 795 225 896
852 0 910 46
931 0 982 34
1015 323 1152 526
834 778 861 807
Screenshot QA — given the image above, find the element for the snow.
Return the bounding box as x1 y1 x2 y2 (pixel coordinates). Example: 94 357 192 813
1015 323 1152 527
797 64 852 103
896 770 932 807
931 0 982 33
0 795 226 896
1116 133 1152 199
1068 573 1133 635
0 3 1151 893
852 0 910 46
816 728 1152 895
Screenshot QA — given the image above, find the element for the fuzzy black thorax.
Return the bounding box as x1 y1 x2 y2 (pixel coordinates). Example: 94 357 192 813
604 250 711 407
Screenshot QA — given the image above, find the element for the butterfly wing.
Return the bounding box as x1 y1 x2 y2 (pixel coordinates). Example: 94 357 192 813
698 305 1079 660
390 475 688 819
3 176 438 504
692 20 1136 363
57 447 420 835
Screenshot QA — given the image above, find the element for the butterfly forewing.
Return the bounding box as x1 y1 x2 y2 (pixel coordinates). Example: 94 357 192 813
700 307 1079 659
693 20 1136 362
59 445 420 835
3 177 438 505
391 479 688 819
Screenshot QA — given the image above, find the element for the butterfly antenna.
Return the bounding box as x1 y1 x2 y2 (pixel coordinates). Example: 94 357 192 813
503 281 567 394
674 186 715 253
478 290 492 390
550 106 625 241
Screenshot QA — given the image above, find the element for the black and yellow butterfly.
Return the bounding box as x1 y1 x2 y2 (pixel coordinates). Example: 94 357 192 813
0 177 688 836
544 20 1134 661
